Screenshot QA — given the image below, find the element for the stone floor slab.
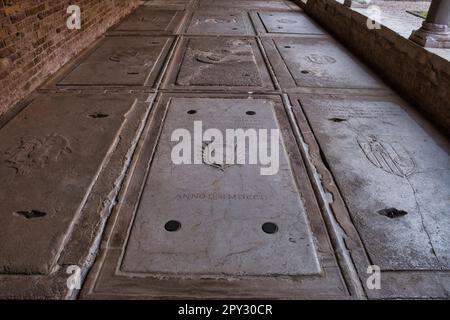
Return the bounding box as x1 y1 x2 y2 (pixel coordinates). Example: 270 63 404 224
296 94 450 271
163 37 274 91
80 93 353 299
3 0 449 300
185 11 255 35
112 8 185 34
50 36 174 88
0 93 152 280
251 11 326 35
262 36 385 90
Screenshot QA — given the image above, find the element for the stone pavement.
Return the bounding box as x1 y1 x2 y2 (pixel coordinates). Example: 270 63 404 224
0 0 449 299
351 1 450 61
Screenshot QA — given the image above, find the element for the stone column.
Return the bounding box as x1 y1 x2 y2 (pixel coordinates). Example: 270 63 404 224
410 0 450 48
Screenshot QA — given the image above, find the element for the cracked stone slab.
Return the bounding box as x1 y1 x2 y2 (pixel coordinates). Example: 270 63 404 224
80 94 351 299
262 37 385 90
112 8 185 34
297 94 450 271
48 37 174 88
251 11 326 35
0 93 153 298
185 11 255 35
163 37 274 91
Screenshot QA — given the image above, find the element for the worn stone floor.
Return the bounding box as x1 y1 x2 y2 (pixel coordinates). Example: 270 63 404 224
0 0 449 299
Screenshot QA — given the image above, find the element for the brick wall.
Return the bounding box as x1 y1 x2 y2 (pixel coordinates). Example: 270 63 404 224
301 0 450 134
0 0 141 116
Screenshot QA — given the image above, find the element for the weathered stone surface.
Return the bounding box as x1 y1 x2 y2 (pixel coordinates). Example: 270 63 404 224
113 8 183 32
80 94 350 299
299 95 450 270
121 97 320 275
254 11 326 35
199 0 293 11
186 11 254 35
165 37 274 90
263 37 384 90
57 37 173 87
0 94 145 275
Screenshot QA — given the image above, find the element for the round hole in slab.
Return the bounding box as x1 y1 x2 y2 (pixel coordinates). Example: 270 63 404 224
187 110 197 115
301 70 310 74
165 220 181 232
246 111 256 115
14 210 47 219
262 222 278 234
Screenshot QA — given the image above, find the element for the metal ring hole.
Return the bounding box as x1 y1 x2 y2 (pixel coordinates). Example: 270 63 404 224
165 220 181 232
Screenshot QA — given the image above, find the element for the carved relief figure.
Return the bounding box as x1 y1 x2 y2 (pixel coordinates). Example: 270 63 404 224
197 17 239 25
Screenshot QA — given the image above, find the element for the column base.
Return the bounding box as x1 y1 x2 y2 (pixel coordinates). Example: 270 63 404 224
410 22 450 48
